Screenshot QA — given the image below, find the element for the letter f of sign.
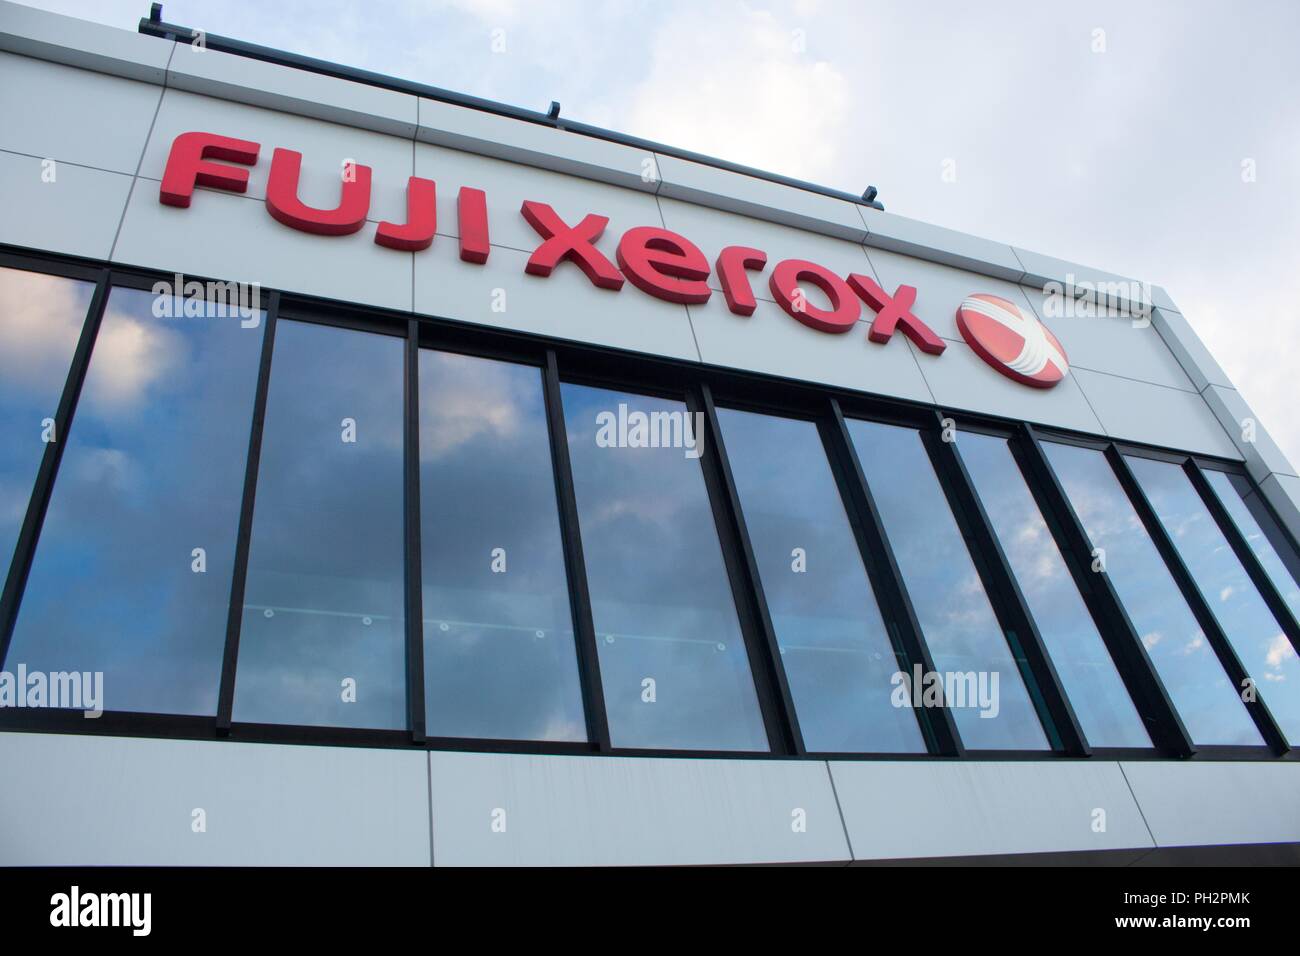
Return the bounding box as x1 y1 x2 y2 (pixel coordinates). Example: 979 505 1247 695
159 131 260 208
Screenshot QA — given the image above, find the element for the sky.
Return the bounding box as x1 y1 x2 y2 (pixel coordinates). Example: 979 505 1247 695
17 0 1300 466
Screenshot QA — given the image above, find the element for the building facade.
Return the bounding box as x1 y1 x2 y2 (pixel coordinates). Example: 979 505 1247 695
1 1 1298 866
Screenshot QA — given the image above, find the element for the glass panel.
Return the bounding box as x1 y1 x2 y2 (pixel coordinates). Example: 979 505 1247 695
846 419 1049 750
1203 468 1300 623
418 349 586 741
958 433 1151 747
561 383 768 751
234 320 405 729
1127 456 1300 742
717 407 925 753
0 266 93 585
8 286 263 715
1043 442 1261 745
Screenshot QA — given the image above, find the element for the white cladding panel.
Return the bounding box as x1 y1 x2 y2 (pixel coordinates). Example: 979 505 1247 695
0 732 431 866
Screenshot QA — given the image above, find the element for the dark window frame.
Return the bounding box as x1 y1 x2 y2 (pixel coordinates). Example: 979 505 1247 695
0 244 1295 762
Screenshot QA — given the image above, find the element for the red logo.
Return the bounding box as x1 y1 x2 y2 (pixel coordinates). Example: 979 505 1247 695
956 293 1069 388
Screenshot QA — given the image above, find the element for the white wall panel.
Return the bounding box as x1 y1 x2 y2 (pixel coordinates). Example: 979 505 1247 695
862 207 1025 281
0 51 163 176
830 760 1154 861
1119 761 1300 848
0 732 430 866
413 237 699 360
1071 368 1241 458
414 140 664 254
656 195 876 303
656 153 867 242
1019 286 1195 392
418 97 655 194
165 42 418 139
113 185 414 313
139 89 415 226
688 291 934 403
915 335 1107 434
0 149 131 260
428 751 850 866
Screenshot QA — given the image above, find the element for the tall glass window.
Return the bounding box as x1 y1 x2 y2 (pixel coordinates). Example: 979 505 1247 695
717 407 925 753
1203 468 1300 623
1043 442 1261 745
8 286 263 715
419 349 586 741
1127 455 1300 742
233 320 405 729
958 432 1151 747
561 383 768 751
0 267 92 585
846 419 1049 750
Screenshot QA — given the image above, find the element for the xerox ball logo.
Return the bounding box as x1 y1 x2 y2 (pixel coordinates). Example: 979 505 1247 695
956 293 1069 388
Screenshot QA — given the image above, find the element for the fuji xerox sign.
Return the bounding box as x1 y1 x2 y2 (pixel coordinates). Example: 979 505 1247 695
159 131 1070 389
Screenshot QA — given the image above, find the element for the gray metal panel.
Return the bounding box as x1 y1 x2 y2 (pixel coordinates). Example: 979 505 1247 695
657 153 868 242
112 184 415 314
1018 286 1195 392
138 88 416 226
862 207 1025 282
1071 367 1242 458
0 0 173 83
0 732 430 865
428 751 850 866
1119 761 1300 848
0 50 164 176
0 149 132 260
413 237 701 361
1202 384 1297 481
830 760 1154 861
165 41 418 139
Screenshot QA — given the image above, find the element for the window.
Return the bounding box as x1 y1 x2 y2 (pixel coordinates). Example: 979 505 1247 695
0 266 92 584
717 407 925 753
561 383 768 751
846 419 1049 750
7 286 263 715
418 349 586 741
958 432 1151 747
1127 455 1300 742
1043 442 1261 745
1203 468 1300 623
233 319 406 729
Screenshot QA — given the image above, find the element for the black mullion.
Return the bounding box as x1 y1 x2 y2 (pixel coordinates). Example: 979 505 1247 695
0 268 111 669
1108 447 1289 754
1014 425 1193 757
692 385 799 755
404 321 427 743
1187 461 1300 660
825 398 963 757
926 413 1089 756
541 350 611 751
215 292 280 732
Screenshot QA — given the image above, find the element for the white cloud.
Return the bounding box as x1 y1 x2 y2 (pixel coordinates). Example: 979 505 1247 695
618 2 853 183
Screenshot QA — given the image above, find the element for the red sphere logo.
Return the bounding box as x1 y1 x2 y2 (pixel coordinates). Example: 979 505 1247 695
956 293 1069 388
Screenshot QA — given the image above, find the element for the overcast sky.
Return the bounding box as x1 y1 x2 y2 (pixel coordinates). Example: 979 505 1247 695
19 0 1300 464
